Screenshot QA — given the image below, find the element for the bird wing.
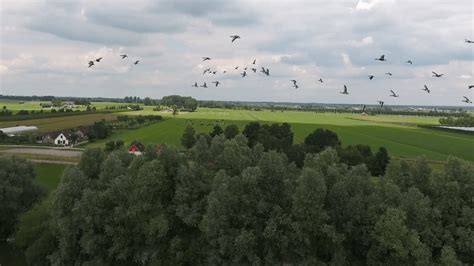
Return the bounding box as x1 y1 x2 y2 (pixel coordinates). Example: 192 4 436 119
380 55 385 59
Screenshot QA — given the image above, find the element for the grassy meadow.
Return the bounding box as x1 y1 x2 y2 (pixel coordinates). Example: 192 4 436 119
89 108 474 162
0 100 129 113
35 163 67 191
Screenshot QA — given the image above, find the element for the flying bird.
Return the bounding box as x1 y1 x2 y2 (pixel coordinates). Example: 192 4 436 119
362 105 367 113
468 85 474 89
375 55 386 61
95 57 103 62
390 90 399 97
368 75 375 80
202 57 211 61
203 68 211 75
134 60 140 65
192 82 198 87
385 72 393 76
234 66 239 70
340 85 349 95
377 101 384 108
406 60 413 64
230 35 241 42
88 61 94 68
291 80 298 89
212 71 217 75
462 96 472 103
200 82 208 88
251 68 257 73
223 70 227 74
465 39 474 44
120 54 128 59
244 67 248 70
432 71 444 77
318 78 324 83
241 71 247 78
422 85 430 93
252 59 256 65
212 81 220 87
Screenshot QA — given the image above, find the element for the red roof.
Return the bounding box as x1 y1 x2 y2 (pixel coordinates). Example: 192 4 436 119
128 144 140 152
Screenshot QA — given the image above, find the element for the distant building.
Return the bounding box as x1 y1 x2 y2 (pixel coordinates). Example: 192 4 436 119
0 126 38 136
128 144 143 156
39 132 70 146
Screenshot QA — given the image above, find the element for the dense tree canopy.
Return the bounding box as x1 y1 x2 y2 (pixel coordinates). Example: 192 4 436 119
12 130 474 265
0 156 45 239
162 95 198 112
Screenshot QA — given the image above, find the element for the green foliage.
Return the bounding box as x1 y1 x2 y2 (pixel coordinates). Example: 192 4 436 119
181 125 196 149
162 95 198 111
304 128 341 153
0 156 46 238
439 115 474 127
223 124 239 139
209 125 223 138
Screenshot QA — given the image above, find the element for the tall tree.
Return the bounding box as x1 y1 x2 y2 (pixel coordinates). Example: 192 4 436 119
181 125 196 149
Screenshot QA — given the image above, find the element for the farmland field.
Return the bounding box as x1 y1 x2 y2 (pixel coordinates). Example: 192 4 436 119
90 108 474 162
35 163 67 191
0 113 118 132
0 99 130 112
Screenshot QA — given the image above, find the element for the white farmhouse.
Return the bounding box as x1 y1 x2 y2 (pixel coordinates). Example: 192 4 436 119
53 133 69 146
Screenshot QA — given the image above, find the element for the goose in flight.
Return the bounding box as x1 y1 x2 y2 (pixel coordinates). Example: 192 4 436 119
252 59 256 64
251 68 257 73
375 55 386 61
462 96 472 103
241 71 247 78
377 101 384 108
212 81 220 87
260 67 270 76
200 82 208 88
385 72 393 76
234 66 239 70
318 78 324 83
192 82 198 87
291 80 298 89
230 35 241 42
368 75 375 80
406 60 413 64
120 54 128 59
465 39 474 44
422 85 430 93
95 57 103 62
212 71 217 75
340 85 349 95
223 70 227 74
203 68 211 75
202 57 211 61
389 90 399 97
134 60 140 65
432 71 443 77
88 61 94 68
468 85 474 89
362 105 367 113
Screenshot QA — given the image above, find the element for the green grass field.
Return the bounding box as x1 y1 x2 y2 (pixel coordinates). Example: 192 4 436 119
89 108 474 162
34 163 67 191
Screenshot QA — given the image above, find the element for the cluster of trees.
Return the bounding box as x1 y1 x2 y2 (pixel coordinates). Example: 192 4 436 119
10 132 473 265
162 95 198 112
116 115 163 129
439 115 474 127
182 123 390 176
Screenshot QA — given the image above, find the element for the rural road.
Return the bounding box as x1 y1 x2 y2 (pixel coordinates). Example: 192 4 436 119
0 148 82 158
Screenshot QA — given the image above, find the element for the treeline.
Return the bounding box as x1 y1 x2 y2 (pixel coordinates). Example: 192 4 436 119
439 115 474 127
182 123 390 176
5 133 473 265
162 95 198 112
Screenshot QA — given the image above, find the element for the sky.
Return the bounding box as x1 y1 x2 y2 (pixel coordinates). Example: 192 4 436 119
0 0 473 105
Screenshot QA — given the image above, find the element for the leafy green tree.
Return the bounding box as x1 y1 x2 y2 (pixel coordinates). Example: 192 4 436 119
439 246 462 266
371 147 390 176
78 148 106 179
209 125 223 138
242 121 261 147
223 124 239 139
304 128 341 153
181 125 196 149
0 156 45 238
367 208 431 265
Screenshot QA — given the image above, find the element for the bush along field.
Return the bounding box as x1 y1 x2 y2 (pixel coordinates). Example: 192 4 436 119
4 130 473 265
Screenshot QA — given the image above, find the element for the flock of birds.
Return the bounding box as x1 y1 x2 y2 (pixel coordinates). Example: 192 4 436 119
88 35 474 106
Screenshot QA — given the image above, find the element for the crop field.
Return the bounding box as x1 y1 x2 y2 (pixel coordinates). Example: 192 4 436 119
0 100 129 112
90 108 474 162
0 113 118 132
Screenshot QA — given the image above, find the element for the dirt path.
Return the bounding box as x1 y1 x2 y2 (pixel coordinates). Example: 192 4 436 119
0 147 82 158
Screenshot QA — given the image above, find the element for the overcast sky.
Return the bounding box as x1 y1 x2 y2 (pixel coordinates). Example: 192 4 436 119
1 0 473 105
